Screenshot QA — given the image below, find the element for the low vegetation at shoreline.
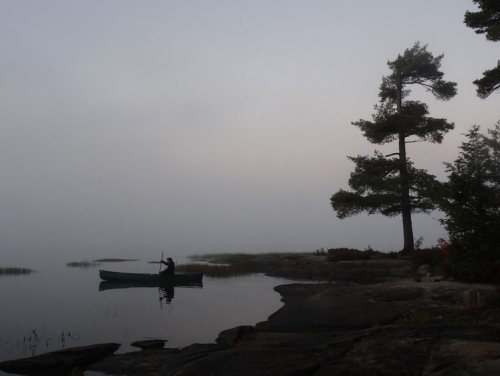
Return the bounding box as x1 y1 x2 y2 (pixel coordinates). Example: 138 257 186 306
185 248 455 280
326 248 375 261
176 263 261 278
93 258 138 262
66 260 101 268
187 252 310 264
0 267 34 276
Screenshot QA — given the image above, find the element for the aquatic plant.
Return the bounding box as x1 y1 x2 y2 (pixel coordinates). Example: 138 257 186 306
93 258 138 262
18 328 81 356
176 263 261 278
187 252 308 264
66 260 101 268
0 267 34 276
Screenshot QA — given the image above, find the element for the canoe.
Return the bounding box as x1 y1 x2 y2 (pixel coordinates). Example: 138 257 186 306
99 280 203 291
99 269 203 283
0 343 120 376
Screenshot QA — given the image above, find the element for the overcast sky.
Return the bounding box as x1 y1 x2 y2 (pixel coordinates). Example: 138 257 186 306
0 0 498 262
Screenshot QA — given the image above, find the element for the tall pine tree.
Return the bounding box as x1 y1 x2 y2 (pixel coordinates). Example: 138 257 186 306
331 43 457 251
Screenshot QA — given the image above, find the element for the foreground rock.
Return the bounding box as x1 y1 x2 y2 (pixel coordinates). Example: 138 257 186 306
153 324 500 376
0 343 120 376
89 277 500 375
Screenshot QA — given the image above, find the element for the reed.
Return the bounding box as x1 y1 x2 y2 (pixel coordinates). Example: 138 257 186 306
0 267 34 276
66 260 101 268
187 252 305 263
176 263 260 278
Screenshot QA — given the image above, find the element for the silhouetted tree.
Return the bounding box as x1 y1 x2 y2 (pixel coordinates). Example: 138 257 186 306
331 43 457 251
437 123 500 280
464 0 500 98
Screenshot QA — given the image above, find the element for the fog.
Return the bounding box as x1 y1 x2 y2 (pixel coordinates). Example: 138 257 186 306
0 1 498 264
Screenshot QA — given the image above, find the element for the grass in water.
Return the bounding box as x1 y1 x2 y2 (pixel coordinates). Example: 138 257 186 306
176 263 261 278
66 260 101 268
0 267 34 276
187 252 307 264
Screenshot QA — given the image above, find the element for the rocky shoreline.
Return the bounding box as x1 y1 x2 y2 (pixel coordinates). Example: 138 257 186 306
81 255 500 376
4 255 498 375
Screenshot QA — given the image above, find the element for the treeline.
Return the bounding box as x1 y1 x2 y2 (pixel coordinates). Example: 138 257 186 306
330 1 500 281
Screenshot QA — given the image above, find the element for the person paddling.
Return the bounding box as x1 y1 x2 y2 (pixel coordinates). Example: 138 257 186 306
160 257 175 276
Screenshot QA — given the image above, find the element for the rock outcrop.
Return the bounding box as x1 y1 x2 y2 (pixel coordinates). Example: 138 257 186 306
89 276 500 375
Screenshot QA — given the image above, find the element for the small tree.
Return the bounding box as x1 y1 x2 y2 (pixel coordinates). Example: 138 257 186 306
331 43 456 251
464 0 500 98
438 124 500 280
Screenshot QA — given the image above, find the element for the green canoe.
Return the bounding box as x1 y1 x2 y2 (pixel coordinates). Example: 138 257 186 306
99 280 203 291
99 269 203 283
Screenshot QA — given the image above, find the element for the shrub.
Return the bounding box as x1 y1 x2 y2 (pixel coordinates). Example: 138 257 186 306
66 260 101 268
442 243 500 282
0 267 33 276
412 247 444 270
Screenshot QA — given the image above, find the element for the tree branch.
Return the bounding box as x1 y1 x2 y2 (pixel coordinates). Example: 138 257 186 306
418 82 434 90
385 152 400 157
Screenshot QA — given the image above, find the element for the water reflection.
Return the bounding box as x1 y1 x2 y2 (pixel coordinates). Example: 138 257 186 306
98 280 203 306
1 265 284 374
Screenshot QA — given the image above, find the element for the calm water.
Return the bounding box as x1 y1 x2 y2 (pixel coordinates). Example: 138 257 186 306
0 259 290 375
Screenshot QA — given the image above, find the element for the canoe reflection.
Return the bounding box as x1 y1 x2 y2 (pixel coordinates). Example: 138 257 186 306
98 280 203 304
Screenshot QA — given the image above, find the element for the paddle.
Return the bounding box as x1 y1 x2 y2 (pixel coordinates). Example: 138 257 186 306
159 251 164 273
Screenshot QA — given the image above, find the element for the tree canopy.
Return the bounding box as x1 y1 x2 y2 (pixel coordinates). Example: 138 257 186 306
437 123 500 280
464 0 500 98
464 0 500 42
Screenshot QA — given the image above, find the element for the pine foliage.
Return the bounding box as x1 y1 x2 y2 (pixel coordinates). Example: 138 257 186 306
464 1 500 98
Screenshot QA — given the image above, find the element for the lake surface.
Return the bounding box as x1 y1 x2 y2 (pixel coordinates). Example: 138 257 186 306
0 259 291 375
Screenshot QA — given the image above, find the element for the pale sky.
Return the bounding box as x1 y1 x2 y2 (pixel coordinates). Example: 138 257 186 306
0 0 498 261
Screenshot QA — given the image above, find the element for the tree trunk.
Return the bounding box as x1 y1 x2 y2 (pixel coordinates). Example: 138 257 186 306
399 132 414 252
397 74 414 252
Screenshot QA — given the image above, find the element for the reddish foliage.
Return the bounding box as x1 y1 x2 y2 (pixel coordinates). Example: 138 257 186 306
437 237 451 262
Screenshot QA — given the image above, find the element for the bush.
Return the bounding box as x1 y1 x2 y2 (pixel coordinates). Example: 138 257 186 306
442 243 500 282
327 248 372 261
412 247 444 267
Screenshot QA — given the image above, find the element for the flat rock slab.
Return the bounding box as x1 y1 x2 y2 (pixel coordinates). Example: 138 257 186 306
255 282 423 332
154 325 500 376
256 280 498 332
